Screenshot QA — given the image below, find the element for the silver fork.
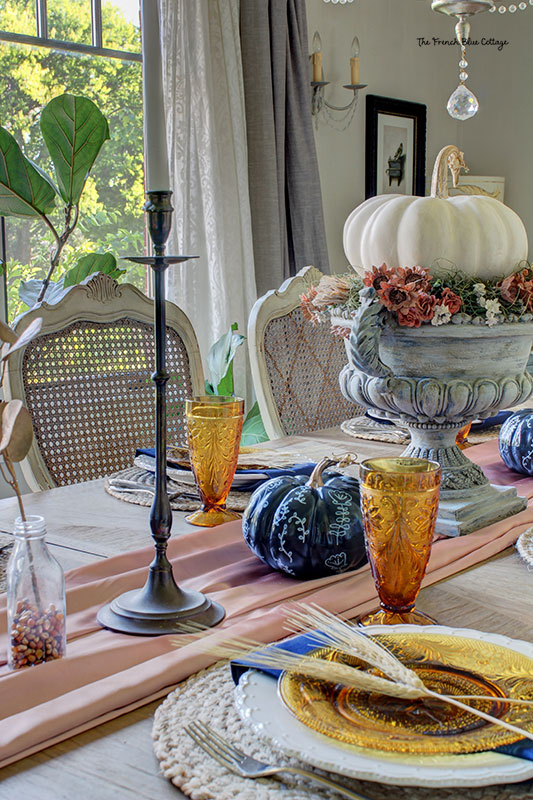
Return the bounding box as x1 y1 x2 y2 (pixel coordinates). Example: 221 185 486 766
185 721 374 800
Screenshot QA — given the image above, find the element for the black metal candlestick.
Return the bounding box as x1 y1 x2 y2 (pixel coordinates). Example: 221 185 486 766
97 191 225 635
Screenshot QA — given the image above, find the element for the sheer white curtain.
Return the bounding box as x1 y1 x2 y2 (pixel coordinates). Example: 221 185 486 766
159 0 257 399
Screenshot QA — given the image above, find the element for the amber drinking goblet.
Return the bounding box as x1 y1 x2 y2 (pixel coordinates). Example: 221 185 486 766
185 396 244 527
358 457 441 626
456 421 472 449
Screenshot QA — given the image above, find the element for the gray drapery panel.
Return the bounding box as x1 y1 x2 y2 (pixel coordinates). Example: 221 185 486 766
240 0 329 296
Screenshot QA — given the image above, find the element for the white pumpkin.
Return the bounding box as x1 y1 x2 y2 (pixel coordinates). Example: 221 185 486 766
343 145 528 281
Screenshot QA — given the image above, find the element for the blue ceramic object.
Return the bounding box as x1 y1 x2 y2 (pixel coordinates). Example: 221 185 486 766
242 457 367 580
498 408 533 475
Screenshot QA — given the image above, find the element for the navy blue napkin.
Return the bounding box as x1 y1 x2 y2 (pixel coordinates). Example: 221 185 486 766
230 464 317 492
135 448 316 492
470 410 513 432
231 632 533 761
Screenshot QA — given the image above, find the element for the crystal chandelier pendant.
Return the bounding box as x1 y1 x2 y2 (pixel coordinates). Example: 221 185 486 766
447 37 479 120
447 83 479 119
431 2 492 120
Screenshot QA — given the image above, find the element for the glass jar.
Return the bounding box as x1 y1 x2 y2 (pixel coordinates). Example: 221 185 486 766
7 515 66 670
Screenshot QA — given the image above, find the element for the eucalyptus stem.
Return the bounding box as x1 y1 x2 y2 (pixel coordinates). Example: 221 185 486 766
3 452 25 522
3 451 42 609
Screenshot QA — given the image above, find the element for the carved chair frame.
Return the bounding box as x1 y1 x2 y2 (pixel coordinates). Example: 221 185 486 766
5 274 204 491
248 265 325 440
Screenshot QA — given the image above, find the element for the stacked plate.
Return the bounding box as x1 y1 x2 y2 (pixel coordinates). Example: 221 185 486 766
234 625 533 788
135 446 313 489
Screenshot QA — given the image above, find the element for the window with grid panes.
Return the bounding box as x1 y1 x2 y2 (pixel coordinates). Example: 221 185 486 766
0 0 146 320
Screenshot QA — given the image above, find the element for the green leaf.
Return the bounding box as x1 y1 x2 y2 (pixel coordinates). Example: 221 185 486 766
40 94 110 205
206 324 245 396
0 126 56 217
18 277 66 308
26 157 60 197
240 402 269 446
216 363 235 397
63 252 118 287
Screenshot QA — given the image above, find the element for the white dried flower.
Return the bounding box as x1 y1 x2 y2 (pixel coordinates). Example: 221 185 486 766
485 298 501 314
485 299 502 328
431 304 452 326
473 283 486 296
486 310 504 328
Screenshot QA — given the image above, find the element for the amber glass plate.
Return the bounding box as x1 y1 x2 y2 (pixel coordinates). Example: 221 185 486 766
278 631 533 755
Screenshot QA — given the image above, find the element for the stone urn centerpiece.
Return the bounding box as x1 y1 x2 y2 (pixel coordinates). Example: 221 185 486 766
337 143 533 536
339 289 533 536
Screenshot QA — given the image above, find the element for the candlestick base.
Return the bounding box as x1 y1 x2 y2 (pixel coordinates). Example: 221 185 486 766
97 579 225 635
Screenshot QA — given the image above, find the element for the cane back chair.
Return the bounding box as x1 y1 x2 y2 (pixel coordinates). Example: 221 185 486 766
5 274 204 490
248 266 361 440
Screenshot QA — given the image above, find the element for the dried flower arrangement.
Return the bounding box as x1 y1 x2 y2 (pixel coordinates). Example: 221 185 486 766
301 264 533 334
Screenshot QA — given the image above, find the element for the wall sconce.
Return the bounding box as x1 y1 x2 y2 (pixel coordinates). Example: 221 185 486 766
310 32 367 130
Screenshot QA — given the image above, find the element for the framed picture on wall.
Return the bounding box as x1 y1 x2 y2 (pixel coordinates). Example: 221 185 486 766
365 95 427 199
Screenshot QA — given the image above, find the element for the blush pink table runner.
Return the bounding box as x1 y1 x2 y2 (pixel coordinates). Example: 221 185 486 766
0 439 532 767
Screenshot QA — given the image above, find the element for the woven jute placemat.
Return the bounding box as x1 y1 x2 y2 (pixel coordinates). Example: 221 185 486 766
152 662 533 800
341 417 500 447
341 417 410 445
517 527 533 569
104 466 251 512
0 532 13 593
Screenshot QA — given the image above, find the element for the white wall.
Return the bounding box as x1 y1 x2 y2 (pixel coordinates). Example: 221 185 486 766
458 8 532 244
306 0 532 271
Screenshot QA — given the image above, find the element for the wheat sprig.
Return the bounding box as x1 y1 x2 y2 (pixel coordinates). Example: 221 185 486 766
284 604 533 741
206 636 424 699
173 603 533 744
285 604 426 690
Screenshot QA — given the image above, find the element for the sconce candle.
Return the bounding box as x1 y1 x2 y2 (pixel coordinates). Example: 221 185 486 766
312 31 323 82
350 56 360 85
313 51 323 82
141 0 170 191
350 36 360 85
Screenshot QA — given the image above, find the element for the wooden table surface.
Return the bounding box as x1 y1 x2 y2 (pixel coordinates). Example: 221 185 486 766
0 430 532 800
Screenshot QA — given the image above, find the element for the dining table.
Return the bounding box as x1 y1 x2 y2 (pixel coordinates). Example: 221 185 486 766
0 427 532 800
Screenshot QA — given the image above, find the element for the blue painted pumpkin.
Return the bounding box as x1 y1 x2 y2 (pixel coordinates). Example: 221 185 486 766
242 456 367 579
498 409 533 475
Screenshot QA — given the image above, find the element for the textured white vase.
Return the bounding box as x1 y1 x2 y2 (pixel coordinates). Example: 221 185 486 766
338 288 533 536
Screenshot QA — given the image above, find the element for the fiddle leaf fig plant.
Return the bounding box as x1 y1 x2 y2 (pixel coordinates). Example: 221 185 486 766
62 252 119 288
205 323 269 447
0 128 56 218
0 93 114 306
40 94 110 207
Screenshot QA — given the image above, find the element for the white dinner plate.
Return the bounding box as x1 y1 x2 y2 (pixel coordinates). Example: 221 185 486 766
133 454 269 487
234 624 533 788
166 467 270 487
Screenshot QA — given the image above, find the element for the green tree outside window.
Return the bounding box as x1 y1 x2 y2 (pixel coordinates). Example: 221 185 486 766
0 0 145 318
